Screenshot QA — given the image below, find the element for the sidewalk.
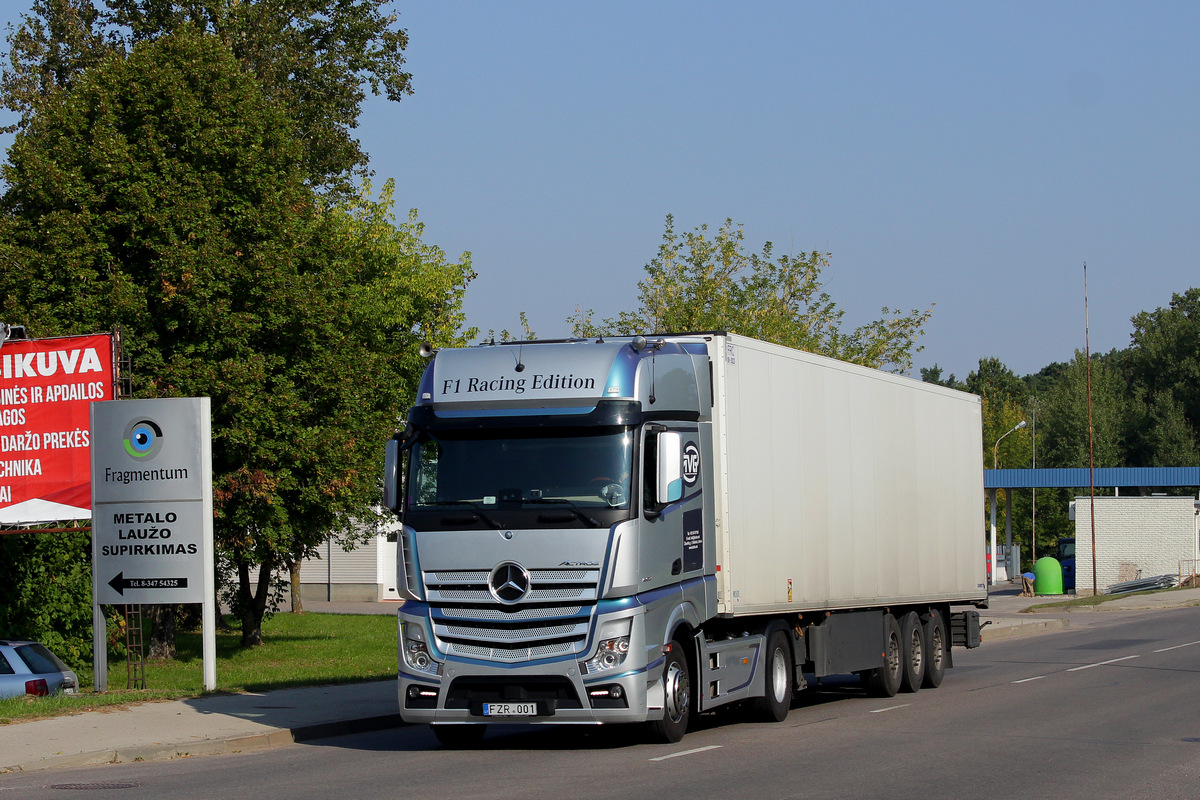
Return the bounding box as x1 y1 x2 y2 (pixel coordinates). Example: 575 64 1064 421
1 680 401 774
3 588 1198 773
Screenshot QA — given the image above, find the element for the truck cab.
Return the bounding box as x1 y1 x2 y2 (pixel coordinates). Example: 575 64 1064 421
384 336 712 745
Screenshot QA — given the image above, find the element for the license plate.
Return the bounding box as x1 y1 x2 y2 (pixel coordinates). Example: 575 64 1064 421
482 702 538 717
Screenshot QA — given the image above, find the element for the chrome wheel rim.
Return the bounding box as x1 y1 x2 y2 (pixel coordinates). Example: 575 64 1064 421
908 627 924 675
664 660 690 723
769 646 789 702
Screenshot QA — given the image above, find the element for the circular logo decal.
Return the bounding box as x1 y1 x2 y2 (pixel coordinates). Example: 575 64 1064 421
123 418 164 460
683 443 700 485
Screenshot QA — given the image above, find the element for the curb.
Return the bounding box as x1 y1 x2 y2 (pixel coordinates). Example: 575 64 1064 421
982 618 1070 642
1 714 405 774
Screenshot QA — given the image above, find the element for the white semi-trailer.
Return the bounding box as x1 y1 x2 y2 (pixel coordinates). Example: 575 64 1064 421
383 332 986 746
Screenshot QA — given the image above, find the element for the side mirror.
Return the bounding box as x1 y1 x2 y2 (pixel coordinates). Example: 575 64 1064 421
657 431 683 505
383 438 401 511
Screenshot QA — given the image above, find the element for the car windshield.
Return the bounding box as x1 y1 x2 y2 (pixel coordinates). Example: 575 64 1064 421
408 427 634 513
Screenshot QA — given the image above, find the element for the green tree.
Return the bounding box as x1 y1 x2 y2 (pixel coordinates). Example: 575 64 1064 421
0 531 95 670
570 215 933 372
2 0 411 195
1038 351 1128 470
263 182 475 628
919 364 965 391
1128 391 1200 468
1124 288 1200 469
0 30 472 646
966 357 1032 469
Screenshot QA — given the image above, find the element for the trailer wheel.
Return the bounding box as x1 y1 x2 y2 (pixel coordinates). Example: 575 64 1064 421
898 612 924 693
432 724 486 749
750 628 793 722
921 610 947 689
649 642 692 743
864 613 902 697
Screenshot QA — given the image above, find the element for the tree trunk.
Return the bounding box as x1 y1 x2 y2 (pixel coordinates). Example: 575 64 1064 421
238 558 273 648
147 604 176 660
289 559 304 613
215 585 234 632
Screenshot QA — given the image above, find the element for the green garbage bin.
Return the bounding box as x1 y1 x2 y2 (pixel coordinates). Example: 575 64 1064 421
1033 556 1064 596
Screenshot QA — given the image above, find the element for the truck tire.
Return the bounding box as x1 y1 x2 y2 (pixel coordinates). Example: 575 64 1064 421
863 613 902 697
649 642 692 743
898 611 924 693
921 610 947 689
750 628 793 722
432 724 486 748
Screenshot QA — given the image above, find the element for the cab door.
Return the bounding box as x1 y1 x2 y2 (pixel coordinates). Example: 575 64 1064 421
639 425 705 591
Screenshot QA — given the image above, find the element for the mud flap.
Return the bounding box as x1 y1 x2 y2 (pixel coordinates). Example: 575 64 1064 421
950 610 982 648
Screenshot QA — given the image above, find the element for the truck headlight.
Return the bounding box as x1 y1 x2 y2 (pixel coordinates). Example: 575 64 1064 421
401 623 441 676
582 619 632 674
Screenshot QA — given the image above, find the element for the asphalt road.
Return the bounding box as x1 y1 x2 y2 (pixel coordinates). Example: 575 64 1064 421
4 608 1199 800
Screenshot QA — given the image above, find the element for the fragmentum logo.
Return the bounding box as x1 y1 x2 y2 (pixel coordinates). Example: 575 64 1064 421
123 418 164 461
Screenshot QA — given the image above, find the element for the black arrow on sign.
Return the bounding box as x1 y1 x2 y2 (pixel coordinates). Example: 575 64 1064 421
108 572 189 596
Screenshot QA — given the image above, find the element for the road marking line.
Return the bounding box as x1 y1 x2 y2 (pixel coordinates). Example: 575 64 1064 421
1067 655 1140 672
869 704 911 713
650 745 722 761
1154 640 1200 653
1013 675 1047 684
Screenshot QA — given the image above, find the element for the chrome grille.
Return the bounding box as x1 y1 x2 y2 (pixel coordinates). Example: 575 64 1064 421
424 566 601 662
430 570 489 582
450 640 577 660
438 622 586 641
441 605 584 621
428 586 596 603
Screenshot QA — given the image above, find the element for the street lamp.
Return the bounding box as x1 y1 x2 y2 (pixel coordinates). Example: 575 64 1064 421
993 419 1027 469
990 420 1027 585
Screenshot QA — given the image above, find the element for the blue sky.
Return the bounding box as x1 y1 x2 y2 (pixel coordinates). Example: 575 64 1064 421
3 1 1198 380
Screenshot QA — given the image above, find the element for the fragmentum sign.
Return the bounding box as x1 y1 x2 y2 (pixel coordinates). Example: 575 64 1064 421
91 398 212 605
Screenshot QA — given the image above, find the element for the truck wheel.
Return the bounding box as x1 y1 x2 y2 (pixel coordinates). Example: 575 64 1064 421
898 611 924 693
921 610 947 689
649 642 692 743
864 613 902 697
432 724 486 748
750 628 793 722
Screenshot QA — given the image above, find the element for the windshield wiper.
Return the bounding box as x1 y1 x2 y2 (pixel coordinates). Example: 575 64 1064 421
524 498 601 528
426 500 503 529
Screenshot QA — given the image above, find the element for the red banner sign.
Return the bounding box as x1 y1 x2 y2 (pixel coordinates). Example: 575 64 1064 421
0 333 116 526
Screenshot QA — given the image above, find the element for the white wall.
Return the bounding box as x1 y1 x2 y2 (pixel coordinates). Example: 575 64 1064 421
299 524 401 602
1072 496 1199 594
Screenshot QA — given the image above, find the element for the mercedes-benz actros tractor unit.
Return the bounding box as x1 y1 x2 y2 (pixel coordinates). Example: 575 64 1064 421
383 332 986 746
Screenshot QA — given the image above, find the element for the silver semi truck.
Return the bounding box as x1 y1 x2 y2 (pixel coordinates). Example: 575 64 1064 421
383 332 986 746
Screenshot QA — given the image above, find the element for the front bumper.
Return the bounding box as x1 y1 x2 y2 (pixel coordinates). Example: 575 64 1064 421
397 607 664 726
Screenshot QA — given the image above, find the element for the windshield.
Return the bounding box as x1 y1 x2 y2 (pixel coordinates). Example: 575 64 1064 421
408 427 634 518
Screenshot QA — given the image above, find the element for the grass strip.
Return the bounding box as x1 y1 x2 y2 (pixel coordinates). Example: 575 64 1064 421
1021 585 1187 612
0 612 396 724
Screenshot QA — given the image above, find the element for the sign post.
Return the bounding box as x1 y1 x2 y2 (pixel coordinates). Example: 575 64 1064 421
90 398 215 691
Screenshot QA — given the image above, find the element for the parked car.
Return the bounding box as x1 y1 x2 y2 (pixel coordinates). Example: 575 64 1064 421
0 639 79 699
1057 537 1077 592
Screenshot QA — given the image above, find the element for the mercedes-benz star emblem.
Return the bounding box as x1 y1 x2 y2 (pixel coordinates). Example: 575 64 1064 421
488 562 532 604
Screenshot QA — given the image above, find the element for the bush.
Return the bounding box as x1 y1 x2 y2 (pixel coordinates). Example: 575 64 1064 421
0 531 96 671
